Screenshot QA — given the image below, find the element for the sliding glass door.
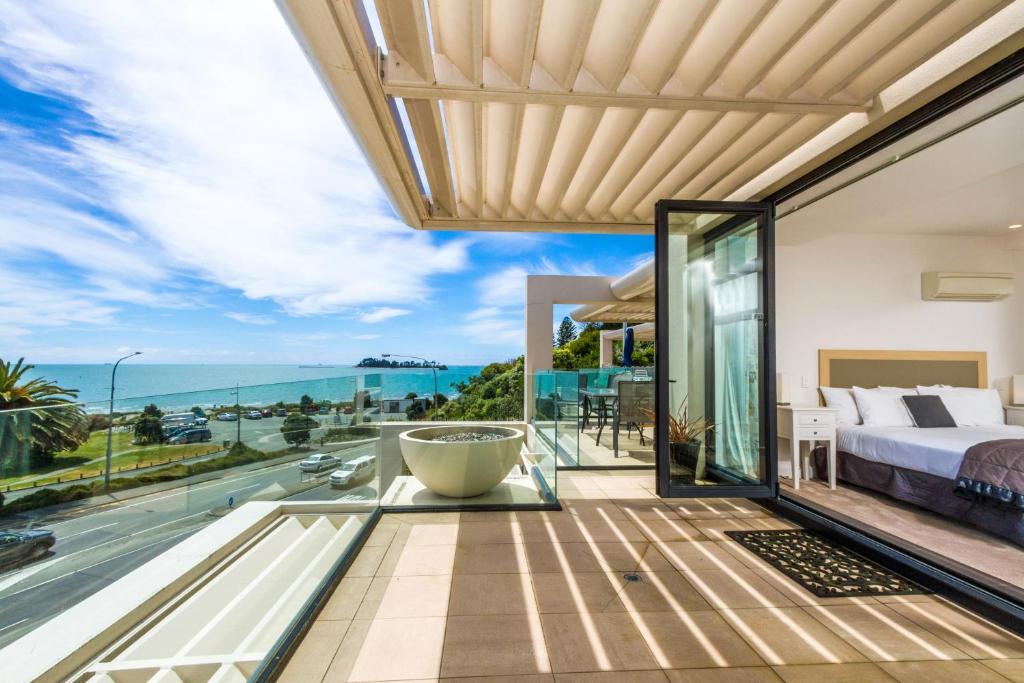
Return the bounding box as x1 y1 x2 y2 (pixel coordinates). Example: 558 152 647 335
655 201 776 498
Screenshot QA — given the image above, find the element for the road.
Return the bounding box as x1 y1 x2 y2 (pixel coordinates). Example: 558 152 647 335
0 442 377 649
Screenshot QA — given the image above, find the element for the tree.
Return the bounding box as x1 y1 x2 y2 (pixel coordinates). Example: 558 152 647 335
142 403 163 418
0 358 87 476
404 391 418 400
299 394 314 413
436 358 524 421
281 413 318 447
191 406 206 418
133 415 164 444
555 316 578 347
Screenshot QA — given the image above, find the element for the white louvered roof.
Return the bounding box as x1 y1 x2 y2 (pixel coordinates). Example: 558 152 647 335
279 0 1024 233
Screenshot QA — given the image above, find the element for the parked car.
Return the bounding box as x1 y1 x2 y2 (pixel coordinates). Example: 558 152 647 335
244 410 263 420
329 455 375 488
261 409 273 417
166 428 212 445
0 529 56 569
193 416 209 426
217 413 238 422
298 453 340 473
275 408 288 417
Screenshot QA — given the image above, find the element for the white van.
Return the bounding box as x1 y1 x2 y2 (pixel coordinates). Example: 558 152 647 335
328 455 375 489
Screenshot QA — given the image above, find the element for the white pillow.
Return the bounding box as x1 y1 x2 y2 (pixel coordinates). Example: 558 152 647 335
852 386 916 427
915 386 1003 426
819 387 861 425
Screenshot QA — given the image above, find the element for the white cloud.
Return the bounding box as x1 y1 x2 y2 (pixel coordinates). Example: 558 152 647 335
0 1 469 320
457 306 522 346
350 333 381 340
225 312 275 326
0 265 120 342
359 307 410 324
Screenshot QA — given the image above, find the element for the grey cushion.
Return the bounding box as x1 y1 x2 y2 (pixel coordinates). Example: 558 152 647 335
902 395 956 428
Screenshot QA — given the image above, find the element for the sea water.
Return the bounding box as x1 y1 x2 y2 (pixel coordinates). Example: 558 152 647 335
23 364 485 412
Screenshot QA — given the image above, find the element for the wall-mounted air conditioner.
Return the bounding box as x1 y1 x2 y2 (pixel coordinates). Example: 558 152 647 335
921 272 1014 302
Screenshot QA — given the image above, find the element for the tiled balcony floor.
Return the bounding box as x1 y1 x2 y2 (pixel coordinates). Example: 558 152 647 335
281 471 1024 683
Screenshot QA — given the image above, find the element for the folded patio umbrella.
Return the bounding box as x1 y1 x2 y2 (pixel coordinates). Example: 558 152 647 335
622 326 634 367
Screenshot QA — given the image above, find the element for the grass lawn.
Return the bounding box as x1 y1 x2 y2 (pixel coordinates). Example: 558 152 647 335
0 430 223 489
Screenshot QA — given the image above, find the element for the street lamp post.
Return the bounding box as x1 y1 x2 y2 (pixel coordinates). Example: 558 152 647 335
231 382 241 446
104 351 142 488
382 353 440 421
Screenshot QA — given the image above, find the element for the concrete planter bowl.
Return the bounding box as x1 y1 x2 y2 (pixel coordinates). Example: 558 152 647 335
399 425 524 498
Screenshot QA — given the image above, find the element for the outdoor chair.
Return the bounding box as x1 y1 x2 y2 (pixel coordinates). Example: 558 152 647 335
611 380 654 458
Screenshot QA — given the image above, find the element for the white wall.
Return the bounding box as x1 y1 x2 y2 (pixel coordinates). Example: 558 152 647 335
776 232 1023 406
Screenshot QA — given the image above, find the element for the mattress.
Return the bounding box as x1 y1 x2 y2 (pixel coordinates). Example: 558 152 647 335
836 424 1024 480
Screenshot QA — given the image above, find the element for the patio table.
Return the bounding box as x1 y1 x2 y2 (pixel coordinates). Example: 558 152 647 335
580 388 619 450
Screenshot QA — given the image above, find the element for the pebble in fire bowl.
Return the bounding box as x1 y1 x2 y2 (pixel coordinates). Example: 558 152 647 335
398 425 524 498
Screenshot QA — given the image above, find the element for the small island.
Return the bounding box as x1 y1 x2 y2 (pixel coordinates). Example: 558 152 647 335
356 357 448 370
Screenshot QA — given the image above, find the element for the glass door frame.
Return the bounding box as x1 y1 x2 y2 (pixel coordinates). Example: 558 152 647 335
654 199 778 499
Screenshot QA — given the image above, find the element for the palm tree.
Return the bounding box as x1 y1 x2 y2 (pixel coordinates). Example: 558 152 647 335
0 358 87 476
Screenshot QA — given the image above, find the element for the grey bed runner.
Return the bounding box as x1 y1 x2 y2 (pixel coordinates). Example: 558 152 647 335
955 439 1024 510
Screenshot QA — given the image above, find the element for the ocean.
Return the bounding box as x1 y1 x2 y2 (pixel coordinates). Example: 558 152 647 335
23 364 486 413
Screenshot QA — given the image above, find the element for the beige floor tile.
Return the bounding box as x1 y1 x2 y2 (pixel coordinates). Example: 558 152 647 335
364 523 400 547
407 523 460 546
615 571 711 613
872 593 940 604
320 577 372 621
561 500 630 520
346 545 388 577
746 518 799 531
449 573 537 615
683 567 795 610
520 519 590 544
664 667 781 682
804 603 970 662
772 662 895 682
516 510 566 522
980 658 1024 682
374 574 452 619
879 660 1012 683
322 619 372 683
445 676 552 683
656 541 752 573
556 671 669 682
347 616 446 682
456 520 524 544
386 511 460 524
636 610 765 669
575 518 648 543
719 607 868 665
887 600 1024 659
354 577 389 620
541 611 659 672
441 614 551 678
616 501 682 521
532 571 626 613
599 488 657 500
279 619 349 683
388 544 456 577
455 542 530 574
636 519 707 543
691 519 757 542
460 510 517 521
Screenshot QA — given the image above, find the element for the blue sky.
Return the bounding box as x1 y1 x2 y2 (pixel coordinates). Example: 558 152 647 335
0 1 651 365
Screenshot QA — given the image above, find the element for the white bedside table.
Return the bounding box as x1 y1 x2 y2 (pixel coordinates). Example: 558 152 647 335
1006 406 1024 426
777 405 838 490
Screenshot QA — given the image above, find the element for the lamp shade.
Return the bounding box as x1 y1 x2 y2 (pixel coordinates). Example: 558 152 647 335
1014 375 1024 405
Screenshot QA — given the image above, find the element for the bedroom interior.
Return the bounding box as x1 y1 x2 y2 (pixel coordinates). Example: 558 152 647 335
773 71 1024 602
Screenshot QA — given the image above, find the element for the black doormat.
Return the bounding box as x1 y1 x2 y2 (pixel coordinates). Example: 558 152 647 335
725 529 930 598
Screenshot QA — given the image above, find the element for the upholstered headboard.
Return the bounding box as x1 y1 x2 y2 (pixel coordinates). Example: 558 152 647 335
818 349 988 390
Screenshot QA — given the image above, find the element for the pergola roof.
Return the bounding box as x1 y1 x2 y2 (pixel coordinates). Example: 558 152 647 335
279 0 1024 233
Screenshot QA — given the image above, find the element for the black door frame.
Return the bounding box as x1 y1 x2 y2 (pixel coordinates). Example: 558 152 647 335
654 200 777 499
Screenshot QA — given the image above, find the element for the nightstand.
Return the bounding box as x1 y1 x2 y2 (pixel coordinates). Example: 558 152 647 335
777 405 838 490
1006 405 1024 426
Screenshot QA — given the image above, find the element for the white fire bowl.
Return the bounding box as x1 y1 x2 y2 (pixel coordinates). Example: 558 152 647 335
398 425 525 498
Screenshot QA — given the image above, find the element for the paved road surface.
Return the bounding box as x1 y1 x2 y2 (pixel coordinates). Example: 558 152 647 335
0 442 377 649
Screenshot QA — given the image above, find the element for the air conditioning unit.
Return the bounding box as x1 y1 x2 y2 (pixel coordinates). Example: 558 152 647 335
921 272 1014 302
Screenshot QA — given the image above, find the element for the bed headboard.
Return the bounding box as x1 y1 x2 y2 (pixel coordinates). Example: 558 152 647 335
818 349 988 390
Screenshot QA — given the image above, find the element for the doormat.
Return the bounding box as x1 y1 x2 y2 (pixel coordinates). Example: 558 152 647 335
725 529 930 598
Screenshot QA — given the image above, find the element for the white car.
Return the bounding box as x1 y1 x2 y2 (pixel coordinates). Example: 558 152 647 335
298 453 339 473
329 455 376 488
217 413 238 422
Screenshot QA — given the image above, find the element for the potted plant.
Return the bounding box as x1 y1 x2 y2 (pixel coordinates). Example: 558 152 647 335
666 398 713 475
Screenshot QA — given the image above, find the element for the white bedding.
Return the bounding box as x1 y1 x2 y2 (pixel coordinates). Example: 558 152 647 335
837 425 1024 479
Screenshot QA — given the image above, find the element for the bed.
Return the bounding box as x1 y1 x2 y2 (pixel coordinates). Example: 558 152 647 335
813 349 1024 547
